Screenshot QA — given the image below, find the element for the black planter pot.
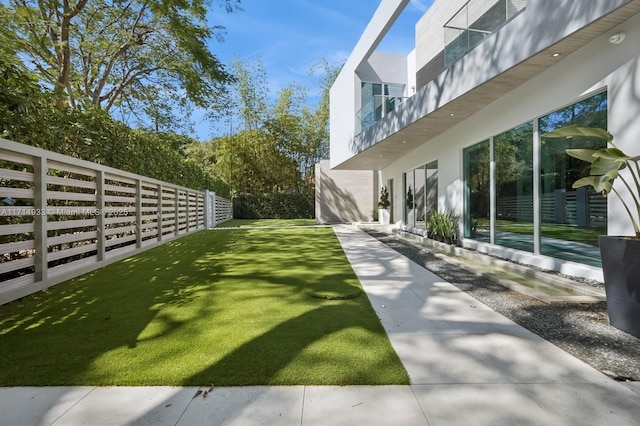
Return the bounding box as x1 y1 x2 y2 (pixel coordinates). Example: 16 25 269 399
599 235 640 338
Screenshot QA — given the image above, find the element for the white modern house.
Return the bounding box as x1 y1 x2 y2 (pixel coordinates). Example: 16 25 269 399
328 0 640 281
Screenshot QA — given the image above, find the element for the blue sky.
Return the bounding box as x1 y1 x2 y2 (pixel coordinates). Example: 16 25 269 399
198 0 433 139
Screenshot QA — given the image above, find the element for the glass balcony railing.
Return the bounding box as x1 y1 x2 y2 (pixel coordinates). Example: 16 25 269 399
444 0 526 68
356 94 407 135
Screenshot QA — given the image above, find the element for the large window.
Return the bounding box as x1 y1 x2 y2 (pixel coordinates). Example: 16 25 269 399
462 92 607 267
539 93 607 266
464 140 490 241
495 122 534 252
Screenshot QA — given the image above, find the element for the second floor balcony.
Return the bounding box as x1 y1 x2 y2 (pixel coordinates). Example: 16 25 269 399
356 94 407 135
444 0 527 67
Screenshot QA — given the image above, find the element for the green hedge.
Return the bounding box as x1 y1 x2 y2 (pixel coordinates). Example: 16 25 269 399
233 192 314 219
0 57 230 196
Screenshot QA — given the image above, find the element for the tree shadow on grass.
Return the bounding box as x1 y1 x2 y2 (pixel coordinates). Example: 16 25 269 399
0 231 232 386
186 300 409 386
0 227 406 387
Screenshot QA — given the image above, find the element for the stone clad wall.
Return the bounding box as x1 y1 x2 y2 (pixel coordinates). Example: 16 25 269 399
315 160 375 224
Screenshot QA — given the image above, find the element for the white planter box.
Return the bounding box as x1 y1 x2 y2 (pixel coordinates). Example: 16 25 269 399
378 209 390 225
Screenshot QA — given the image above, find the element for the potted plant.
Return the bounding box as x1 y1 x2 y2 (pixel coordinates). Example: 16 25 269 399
378 186 391 225
543 124 640 338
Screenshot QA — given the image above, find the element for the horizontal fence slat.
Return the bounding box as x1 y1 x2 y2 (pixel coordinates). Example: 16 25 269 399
0 239 35 255
105 225 136 236
0 187 34 199
48 256 98 278
0 149 34 166
104 174 136 186
48 231 98 246
47 218 96 231
104 184 137 194
48 243 98 262
0 256 34 274
48 161 97 178
46 175 97 189
105 234 137 248
0 168 34 182
0 223 34 236
47 190 96 202
0 273 36 292
104 216 135 225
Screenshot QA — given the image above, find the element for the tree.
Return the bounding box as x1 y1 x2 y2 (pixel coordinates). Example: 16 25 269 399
211 57 341 196
1 0 240 129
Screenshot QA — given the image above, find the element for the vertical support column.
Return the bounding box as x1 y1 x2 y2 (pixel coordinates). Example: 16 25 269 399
33 155 48 289
157 184 163 241
96 170 105 262
136 179 142 248
533 117 541 255
489 136 496 246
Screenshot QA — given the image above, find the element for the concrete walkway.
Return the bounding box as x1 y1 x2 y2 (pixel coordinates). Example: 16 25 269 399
1 225 639 425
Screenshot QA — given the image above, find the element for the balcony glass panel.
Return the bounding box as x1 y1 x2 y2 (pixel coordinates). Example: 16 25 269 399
444 0 526 68
356 82 406 134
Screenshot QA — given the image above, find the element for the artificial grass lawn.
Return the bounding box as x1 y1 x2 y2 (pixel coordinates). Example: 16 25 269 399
221 219 317 228
0 227 408 386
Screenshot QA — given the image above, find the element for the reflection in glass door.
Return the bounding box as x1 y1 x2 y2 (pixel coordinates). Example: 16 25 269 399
464 141 490 241
404 162 437 230
494 122 534 253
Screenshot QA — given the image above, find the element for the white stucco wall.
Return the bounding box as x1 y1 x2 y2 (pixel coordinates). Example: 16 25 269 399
381 12 640 280
329 0 410 169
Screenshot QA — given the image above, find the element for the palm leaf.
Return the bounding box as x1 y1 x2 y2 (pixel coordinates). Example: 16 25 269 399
566 148 596 163
542 124 612 141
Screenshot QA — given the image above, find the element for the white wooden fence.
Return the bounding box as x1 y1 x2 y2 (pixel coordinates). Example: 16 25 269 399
0 139 232 305
497 188 606 227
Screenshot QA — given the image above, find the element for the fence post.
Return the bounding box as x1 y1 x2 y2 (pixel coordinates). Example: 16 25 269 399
157 184 163 241
554 189 566 224
174 190 180 236
576 187 589 227
212 191 217 228
96 170 105 261
136 179 142 248
204 190 211 229
186 191 191 233
33 155 48 289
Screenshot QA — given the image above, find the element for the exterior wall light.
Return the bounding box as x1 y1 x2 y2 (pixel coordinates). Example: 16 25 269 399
609 32 625 45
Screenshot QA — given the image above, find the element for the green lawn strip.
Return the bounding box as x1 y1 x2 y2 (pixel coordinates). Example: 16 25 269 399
221 219 317 228
0 227 408 386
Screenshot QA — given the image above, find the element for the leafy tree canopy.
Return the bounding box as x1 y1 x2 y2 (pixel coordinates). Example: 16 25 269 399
0 0 241 132
200 57 341 196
